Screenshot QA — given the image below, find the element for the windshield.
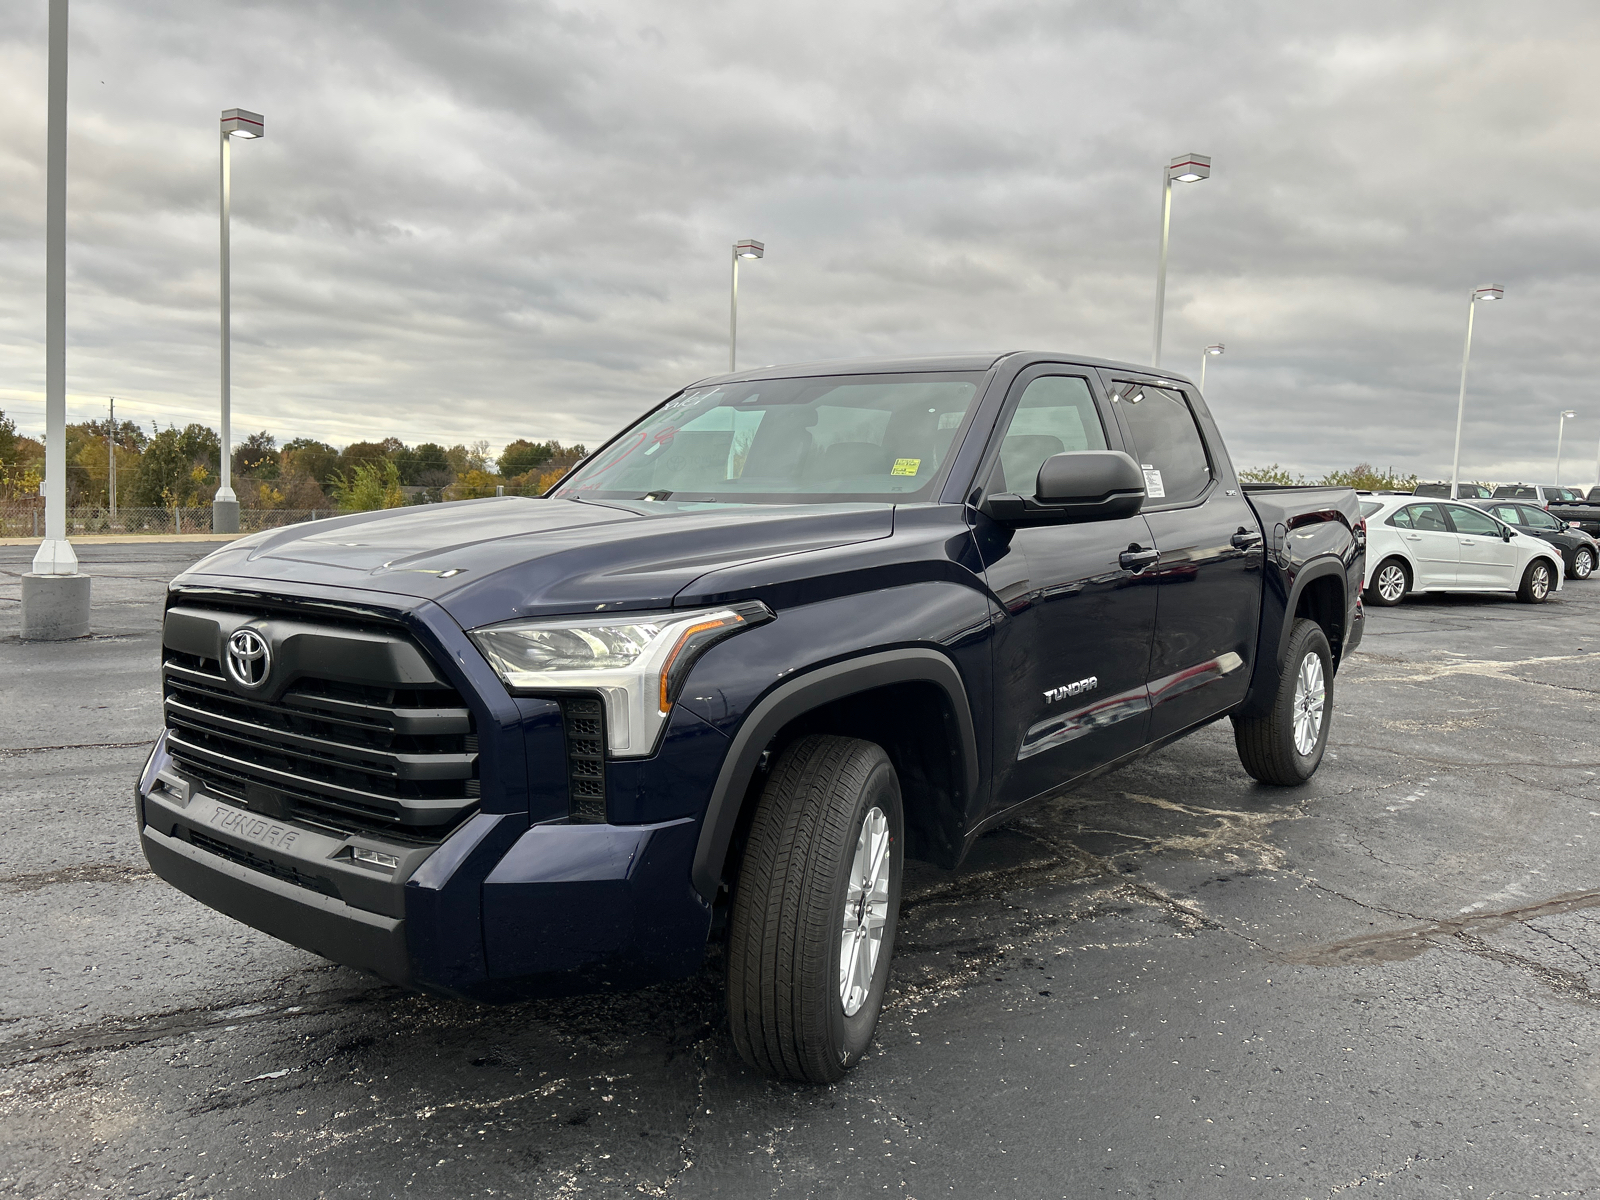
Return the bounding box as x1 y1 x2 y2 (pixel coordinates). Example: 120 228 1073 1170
554 373 983 504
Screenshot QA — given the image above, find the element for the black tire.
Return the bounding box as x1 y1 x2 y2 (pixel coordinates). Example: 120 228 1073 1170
726 734 904 1083
1365 557 1410 607
1518 558 1554 603
1232 619 1333 786
1570 546 1594 580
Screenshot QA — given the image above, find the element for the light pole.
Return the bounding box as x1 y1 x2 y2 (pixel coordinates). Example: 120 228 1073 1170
729 239 763 373
1556 410 1577 487
215 107 263 534
1199 343 1224 391
1448 285 1503 500
21 0 91 640
1152 153 1209 367
107 396 116 519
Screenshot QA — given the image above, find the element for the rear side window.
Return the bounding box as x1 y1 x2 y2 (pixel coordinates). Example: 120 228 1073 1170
1114 384 1211 505
1487 504 1522 525
1447 506 1501 536
988 375 1108 495
1390 503 1447 531
1359 501 1383 518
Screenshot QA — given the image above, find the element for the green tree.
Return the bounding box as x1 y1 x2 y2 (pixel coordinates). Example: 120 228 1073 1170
282 438 341 489
233 430 279 479
331 459 406 512
1238 464 1304 485
0 410 15 464
1317 463 1418 491
130 426 216 506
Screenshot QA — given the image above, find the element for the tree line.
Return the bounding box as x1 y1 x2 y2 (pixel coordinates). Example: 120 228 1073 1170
0 411 584 511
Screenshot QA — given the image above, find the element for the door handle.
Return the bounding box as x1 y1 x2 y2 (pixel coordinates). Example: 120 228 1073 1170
1404 534 1422 541
1230 528 1263 550
1459 538 1475 545
1120 545 1160 572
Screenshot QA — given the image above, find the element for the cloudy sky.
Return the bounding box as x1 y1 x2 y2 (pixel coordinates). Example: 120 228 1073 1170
2 0 1598 482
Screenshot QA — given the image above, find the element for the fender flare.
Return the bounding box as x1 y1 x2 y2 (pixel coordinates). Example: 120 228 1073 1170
689 648 981 902
1239 555 1353 719
1281 557 1354 660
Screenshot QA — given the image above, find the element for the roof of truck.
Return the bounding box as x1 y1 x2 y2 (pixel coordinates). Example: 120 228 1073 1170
697 351 1196 389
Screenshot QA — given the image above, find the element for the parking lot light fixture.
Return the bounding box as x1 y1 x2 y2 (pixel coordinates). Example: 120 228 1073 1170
730 239 764 373
1152 154 1210 368
1199 343 1224 391
1449 284 1505 500
1556 410 1577 487
216 107 264 535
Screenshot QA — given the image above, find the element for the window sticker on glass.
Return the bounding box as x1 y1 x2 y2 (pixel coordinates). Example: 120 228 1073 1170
1142 465 1166 499
890 458 921 477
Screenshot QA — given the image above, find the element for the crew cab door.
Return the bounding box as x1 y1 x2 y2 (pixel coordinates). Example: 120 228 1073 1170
1100 373 1262 742
972 367 1158 814
1446 502 1519 587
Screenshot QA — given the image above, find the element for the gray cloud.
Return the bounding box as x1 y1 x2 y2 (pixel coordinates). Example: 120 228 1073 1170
2 0 1598 484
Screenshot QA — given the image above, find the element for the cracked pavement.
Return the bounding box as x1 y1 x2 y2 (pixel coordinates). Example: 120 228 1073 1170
4 544 1600 1197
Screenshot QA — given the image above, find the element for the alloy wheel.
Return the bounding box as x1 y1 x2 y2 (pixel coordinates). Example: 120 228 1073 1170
1532 563 1550 599
1376 564 1406 603
1576 549 1594 579
840 806 891 1017
1292 652 1326 757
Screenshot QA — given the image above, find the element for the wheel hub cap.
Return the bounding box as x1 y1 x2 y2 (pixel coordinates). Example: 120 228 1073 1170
840 806 891 1017
1292 652 1326 757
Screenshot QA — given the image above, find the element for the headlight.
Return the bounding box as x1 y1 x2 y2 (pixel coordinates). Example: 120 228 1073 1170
469 601 773 756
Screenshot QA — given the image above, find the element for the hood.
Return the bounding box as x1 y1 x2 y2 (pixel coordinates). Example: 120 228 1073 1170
179 496 895 626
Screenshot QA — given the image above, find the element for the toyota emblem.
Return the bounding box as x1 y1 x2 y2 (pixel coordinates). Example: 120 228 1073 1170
226 628 271 688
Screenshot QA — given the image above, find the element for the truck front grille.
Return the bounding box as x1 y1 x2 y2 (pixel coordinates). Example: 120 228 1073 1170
161 603 479 843
560 696 607 822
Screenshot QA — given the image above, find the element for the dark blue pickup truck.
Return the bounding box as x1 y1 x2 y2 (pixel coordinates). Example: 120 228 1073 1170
139 351 1364 1082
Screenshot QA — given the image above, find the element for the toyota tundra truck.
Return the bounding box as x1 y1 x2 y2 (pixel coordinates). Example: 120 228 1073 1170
138 351 1365 1082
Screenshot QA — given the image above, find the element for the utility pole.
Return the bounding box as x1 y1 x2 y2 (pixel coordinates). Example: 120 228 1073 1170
107 397 116 518
21 0 91 640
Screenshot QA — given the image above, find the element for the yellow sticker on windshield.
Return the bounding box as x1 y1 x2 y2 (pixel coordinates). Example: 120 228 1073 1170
891 458 921 477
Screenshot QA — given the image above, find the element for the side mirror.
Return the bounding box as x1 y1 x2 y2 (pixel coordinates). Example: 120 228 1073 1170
980 450 1147 526
1502 529 1514 542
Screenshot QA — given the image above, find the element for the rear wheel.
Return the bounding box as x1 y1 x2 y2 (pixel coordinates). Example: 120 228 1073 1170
1233 619 1333 786
1365 558 1410 606
1518 558 1554 603
1570 546 1593 580
726 734 904 1083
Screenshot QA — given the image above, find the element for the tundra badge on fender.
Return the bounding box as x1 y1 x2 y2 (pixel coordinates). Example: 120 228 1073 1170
1044 677 1099 703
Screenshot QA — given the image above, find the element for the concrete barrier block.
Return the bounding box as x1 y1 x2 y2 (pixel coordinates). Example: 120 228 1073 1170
20 572 91 640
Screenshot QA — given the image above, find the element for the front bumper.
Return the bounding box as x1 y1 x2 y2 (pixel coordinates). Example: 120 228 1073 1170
138 734 712 1000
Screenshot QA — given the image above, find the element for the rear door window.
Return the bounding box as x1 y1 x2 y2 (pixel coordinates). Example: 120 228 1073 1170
1522 506 1562 530
1487 504 1523 525
1393 503 1447 531
1112 384 1211 505
1447 506 1501 536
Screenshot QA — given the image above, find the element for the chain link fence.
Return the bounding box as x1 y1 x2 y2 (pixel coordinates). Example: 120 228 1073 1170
0 505 335 537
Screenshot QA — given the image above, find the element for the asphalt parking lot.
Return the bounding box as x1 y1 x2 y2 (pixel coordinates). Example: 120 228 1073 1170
4 543 1600 1199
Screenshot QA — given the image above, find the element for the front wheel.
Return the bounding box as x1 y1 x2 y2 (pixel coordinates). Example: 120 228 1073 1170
1233 619 1333 786
726 735 904 1083
1518 558 1554 603
1570 546 1593 580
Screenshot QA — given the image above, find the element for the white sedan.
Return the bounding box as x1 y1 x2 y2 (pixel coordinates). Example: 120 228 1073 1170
1358 493 1565 606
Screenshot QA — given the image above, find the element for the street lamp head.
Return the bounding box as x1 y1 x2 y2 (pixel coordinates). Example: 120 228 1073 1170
1205 343 1225 356
1168 153 1210 182
221 108 264 139
1472 285 1503 302
734 239 764 259
1562 410 1577 419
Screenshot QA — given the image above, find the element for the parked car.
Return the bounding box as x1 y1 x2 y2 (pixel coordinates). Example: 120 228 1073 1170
138 351 1366 1082
1474 500 1598 580
1413 481 1493 499
1490 483 1586 505
1357 494 1564 606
